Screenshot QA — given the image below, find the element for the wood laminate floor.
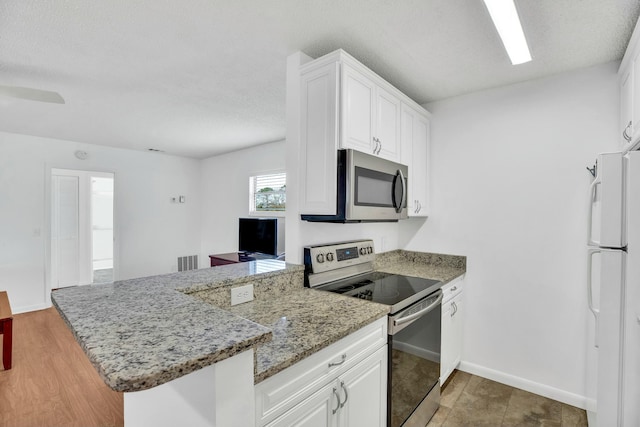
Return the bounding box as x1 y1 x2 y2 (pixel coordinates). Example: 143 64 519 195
0 308 123 427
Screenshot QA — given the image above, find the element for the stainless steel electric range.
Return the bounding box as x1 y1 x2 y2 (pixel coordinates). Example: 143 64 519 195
304 240 443 427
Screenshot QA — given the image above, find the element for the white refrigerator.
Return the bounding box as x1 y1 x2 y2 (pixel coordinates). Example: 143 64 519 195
587 151 640 427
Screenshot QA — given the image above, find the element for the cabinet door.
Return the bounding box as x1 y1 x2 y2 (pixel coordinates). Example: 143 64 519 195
341 64 375 154
266 382 337 427
440 294 463 385
621 66 633 149
375 86 401 162
401 106 416 214
400 104 429 217
450 297 463 375
412 113 429 216
440 300 454 385
338 346 387 427
300 62 340 215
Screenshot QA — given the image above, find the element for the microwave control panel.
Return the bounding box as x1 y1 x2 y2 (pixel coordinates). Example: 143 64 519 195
304 240 375 274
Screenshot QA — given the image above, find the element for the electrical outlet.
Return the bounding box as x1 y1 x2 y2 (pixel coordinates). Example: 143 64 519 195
231 284 254 306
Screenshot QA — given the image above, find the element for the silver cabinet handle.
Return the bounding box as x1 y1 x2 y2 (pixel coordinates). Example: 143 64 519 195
451 286 457 292
332 387 340 414
417 200 421 213
328 354 346 368
623 121 632 142
339 381 349 408
372 137 381 155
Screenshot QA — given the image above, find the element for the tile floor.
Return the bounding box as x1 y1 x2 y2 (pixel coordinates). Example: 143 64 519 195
427 371 588 427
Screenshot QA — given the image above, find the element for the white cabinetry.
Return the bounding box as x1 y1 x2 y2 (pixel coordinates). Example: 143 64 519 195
440 276 464 384
401 103 431 217
340 63 401 162
299 49 429 216
336 346 387 427
256 317 387 427
619 18 640 151
265 347 387 427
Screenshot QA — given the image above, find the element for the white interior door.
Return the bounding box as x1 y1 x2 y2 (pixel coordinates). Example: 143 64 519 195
51 175 80 288
51 169 114 288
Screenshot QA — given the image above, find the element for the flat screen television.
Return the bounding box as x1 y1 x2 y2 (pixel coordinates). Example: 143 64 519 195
238 218 278 256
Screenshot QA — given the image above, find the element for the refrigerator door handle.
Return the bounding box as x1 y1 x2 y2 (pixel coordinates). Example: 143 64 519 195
587 248 600 348
587 173 601 246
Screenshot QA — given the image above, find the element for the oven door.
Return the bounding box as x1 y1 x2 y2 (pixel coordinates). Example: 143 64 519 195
388 290 442 427
346 149 408 221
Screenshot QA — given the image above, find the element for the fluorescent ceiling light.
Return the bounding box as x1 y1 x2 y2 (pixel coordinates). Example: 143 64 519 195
483 0 532 65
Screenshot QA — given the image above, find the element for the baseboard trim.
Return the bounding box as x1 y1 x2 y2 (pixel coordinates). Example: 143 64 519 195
13 302 51 314
458 361 588 410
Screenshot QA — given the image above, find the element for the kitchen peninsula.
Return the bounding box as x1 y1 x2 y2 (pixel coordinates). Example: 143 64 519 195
51 259 389 426
52 251 465 427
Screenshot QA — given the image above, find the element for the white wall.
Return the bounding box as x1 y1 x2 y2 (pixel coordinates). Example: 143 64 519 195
0 132 202 313
199 140 286 261
399 62 620 407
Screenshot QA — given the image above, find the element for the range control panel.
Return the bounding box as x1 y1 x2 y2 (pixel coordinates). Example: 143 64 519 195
304 239 375 274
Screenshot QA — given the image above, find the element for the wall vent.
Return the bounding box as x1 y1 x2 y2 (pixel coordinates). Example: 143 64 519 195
178 255 198 272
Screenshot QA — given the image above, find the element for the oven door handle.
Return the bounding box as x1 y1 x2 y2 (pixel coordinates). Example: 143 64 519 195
393 291 443 327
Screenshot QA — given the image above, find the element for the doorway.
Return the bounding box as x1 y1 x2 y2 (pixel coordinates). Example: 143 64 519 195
51 169 114 288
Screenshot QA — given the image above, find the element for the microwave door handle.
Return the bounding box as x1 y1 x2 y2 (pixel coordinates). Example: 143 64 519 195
399 169 406 212
393 169 406 213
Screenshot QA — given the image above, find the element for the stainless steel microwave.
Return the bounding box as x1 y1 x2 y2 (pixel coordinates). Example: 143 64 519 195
301 149 408 223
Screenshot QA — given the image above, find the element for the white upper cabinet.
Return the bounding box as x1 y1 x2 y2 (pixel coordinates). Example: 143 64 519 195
299 62 340 215
619 17 640 151
299 49 430 216
340 63 401 162
341 65 375 154
374 86 401 161
401 103 430 217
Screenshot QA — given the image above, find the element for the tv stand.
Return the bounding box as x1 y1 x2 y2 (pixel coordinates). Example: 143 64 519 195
209 252 277 267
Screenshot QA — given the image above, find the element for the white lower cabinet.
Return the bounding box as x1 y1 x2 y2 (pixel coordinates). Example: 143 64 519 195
265 382 337 427
440 277 464 385
266 346 387 427
256 317 388 427
336 346 387 427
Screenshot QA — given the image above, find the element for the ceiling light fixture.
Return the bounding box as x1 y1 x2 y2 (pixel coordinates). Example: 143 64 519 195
482 0 532 65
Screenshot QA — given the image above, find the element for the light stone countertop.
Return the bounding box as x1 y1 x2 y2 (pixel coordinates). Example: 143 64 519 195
52 249 465 393
375 250 466 284
223 288 389 383
52 260 303 392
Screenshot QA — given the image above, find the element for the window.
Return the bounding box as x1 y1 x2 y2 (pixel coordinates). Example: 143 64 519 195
250 172 286 214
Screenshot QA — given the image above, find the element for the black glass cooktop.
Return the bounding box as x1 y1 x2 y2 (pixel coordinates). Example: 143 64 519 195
317 271 441 314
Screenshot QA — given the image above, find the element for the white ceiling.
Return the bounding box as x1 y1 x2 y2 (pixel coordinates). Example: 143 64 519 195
1 0 639 158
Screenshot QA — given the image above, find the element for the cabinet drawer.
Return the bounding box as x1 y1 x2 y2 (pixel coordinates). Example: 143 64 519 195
255 316 387 425
441 276 464 303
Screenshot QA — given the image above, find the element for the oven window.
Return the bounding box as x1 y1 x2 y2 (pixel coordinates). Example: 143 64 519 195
354 167 394 207
389 302 441 427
